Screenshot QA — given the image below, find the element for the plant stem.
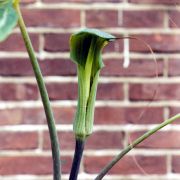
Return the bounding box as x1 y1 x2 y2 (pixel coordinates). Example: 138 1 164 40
69 139 85 180
95 113 180 180
14 3 61 180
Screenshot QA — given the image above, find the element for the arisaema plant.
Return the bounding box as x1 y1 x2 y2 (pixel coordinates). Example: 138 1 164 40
0 1 180 180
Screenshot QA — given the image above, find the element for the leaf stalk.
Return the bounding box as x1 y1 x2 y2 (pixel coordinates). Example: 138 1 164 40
14 3 61 180
95 114 180 180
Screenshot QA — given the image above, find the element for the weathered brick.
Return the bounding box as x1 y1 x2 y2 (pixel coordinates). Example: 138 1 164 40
94 107 163 124
168 59 180 76
43 131 75 150
0 107 75 125
0 59 32 76
130 131 180 149
169 107 180 117
129 0 180 5
169 11 180 28
97 83 124 100
52 107 75 124
21 9 80 28
129 83 180 101
0 156 71 175
84 155 166 174
0 83 38 101
0 108 46 125
86 131 124 149
40 59 76 76
123 11 164 28
169 107 180 124
0 34 39 52
172 156 180 173
0 59 76 77
102 59 164 77
44 34 70 52
0 132 38 150
86 10 118 28
130 34 180 53
46 83 124 100
46 83 78 100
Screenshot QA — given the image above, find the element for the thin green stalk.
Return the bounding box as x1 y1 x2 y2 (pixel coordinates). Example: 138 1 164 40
95 113 180 180
14 3 61 180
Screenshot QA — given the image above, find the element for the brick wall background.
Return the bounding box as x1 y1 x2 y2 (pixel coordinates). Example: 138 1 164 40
0 0 180 179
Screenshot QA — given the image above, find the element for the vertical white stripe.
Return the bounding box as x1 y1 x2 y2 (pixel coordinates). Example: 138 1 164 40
123 38 130 68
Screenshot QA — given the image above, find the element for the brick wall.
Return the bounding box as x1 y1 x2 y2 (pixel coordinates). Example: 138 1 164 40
0 0 180 179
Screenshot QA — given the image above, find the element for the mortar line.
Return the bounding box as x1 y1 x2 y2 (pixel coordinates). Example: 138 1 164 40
1 100 180 109
24 3 180 11
1 76 180 84
13 27 180 34
80 10 86 28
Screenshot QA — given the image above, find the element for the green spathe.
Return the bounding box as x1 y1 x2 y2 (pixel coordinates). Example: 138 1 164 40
70 28 115 140
0 0 18 42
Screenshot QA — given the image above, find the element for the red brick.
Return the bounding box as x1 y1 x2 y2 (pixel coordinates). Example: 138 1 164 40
172 156 180 173
0 59 33 76
0 83 38 101
0 59 76 77
129 0 180 5
46 83 124 100
130 131 180 149
97 83 124 100
21 9 80 28
0 132 38 150
102 59 164 77
169 107 180 124
0 156 71 175
44 34 70 52
0 108 46 125
169 107 180 117
95 107 163 124
123 11 164 28
169 11 180 28
129 83 180 101
0 34 39 52
86 131 123 149
0 107 75 125
168 59 180 76
46 83 78 100
43 131 75 150
84 155 166 174
40 59 76 76
51 107 75 124
86 10 118 28
129 34 180 53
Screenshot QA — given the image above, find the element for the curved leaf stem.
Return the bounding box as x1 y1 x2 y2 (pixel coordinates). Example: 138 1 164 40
14 4 61 180
95 113 180 180
69 139 85 180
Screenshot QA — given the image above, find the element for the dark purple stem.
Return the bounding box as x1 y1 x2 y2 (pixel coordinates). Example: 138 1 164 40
69 139 85 180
